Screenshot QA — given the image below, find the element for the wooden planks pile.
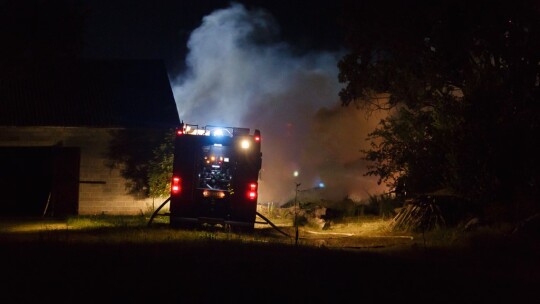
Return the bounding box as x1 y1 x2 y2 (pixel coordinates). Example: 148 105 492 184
389 197 446 232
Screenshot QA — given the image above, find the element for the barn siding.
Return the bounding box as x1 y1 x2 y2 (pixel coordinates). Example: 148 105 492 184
0 126 165 215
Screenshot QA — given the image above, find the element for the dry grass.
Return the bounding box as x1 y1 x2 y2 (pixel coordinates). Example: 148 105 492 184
323 217 392 235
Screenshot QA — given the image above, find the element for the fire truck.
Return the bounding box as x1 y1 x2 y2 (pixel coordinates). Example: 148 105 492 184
169 123 262 230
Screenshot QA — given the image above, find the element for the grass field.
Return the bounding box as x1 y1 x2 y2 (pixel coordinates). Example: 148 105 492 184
0 214 538 303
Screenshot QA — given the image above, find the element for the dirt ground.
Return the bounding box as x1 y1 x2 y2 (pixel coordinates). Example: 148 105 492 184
0 217 538 303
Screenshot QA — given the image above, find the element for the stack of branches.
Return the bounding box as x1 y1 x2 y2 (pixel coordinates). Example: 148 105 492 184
389 196 446 232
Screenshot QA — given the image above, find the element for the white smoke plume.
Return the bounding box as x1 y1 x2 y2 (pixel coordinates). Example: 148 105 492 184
172 3 386 204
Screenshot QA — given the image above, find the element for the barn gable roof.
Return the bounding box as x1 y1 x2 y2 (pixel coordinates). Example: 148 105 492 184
0 60 180 129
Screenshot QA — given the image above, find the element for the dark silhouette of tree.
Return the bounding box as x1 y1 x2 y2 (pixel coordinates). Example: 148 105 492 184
339 0 540 219
106 129 174 199
148 133 175 198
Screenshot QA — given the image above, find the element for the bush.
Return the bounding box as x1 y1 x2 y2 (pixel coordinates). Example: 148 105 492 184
356 194 402 217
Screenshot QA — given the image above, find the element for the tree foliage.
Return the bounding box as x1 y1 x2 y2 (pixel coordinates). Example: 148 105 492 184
339 0 540 209
148 134 175 198
106 129 175 199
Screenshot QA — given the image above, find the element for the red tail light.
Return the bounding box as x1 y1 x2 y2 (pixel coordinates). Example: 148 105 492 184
176 129 183 136
171 176 181 195
247 182 257 200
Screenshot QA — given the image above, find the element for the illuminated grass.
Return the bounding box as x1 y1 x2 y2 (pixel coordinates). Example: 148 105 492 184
257 207 395 235
324 216 393 235
0 215 288 246
0 219 69 233
2 213 512 251
66 215 151 229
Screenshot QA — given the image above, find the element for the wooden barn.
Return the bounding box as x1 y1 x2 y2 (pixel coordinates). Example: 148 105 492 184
0 60 179 216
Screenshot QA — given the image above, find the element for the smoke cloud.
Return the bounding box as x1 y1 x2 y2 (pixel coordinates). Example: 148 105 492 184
172 3 386 205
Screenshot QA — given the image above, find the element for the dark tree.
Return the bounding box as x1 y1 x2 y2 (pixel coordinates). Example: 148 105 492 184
106 129 175 199
339 0 540 219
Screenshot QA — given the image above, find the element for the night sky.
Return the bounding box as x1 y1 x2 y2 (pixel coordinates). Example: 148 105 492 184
80 0 345 75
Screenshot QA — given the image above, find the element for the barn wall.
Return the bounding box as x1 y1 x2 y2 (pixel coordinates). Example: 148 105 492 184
0 126 165 215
